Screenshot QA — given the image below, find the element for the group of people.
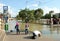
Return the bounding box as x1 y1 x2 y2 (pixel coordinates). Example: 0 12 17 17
47 18 59 24
15 22 29 35
15 21 41 39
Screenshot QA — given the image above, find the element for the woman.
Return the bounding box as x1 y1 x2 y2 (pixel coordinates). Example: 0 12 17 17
15 22 20 34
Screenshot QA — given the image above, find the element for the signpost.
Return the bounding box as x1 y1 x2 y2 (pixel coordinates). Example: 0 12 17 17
3 6 9 32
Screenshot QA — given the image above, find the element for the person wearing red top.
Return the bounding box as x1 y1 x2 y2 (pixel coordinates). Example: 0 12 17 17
15 22 20 34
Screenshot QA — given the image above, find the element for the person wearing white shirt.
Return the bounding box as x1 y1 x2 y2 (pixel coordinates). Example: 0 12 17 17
32 30 41 39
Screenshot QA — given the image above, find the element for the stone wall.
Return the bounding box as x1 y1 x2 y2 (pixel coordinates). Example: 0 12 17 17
0 18 5 41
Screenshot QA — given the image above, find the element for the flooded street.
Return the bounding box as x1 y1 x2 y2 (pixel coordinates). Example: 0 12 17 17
7 20 60 40
41 25 60 39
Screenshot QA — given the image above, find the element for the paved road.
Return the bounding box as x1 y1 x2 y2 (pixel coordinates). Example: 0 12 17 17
3 32 56 41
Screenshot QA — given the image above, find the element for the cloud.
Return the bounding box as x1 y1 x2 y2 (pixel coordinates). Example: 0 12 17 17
0 3 60 17
0 3 6 13
8 6 15 17
27 2 60 14
27 3 39 9
41 6 60 15
32 4 38 7
27 3 60 15
27 4 38 7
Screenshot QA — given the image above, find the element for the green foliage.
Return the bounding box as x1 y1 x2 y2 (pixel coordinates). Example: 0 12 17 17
59 13 60 18
19 9 27 20
41 10 54 19
18 8 35 22
16 15 20 20
41 13 51 19
34 8 43 20
53 15 57 18
16 8 44 22
45 13 51 19
49 11 54 14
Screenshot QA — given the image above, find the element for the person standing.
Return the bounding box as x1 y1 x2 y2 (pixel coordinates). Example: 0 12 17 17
15 22 20 34
25 22 29 34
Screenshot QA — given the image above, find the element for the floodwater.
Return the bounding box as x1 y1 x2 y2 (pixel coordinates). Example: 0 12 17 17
8 20 60 39
41 25 60 39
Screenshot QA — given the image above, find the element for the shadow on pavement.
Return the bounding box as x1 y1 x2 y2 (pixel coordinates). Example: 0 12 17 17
6 31 32 35
24 36 35 39
6 32 26 35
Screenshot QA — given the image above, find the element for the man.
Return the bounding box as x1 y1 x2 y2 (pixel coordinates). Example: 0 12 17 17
32 30 41 39
25 22 29 34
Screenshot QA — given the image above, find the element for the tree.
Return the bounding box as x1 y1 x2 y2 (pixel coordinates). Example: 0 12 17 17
34 8 43 23
49 11 54 14
16 15 20 20
18 8 34 22
19 9 28 21
45 13 51 19
16 8 44 23
41 11 54 19
49 11 54 17
53 15 57 18
34 8 43 20
58 13 60 18
26 10 35 22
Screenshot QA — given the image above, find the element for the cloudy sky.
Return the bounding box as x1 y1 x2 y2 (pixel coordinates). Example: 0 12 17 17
0 0 60 17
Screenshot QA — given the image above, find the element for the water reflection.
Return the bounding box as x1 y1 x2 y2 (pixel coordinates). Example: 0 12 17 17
42 25 60 34
50 26 60 34
41 25 60 38
8 20 60 38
